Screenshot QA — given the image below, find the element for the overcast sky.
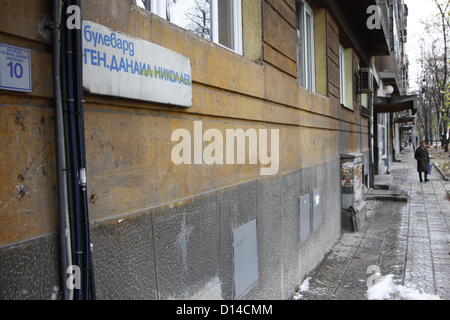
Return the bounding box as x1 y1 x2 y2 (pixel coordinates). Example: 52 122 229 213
405 0 443 92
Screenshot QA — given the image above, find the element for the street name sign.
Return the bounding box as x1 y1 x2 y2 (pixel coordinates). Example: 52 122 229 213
82 20 192 107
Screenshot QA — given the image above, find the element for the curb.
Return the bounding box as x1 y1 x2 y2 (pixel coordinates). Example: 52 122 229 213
433 162 449 181
366 195 409 202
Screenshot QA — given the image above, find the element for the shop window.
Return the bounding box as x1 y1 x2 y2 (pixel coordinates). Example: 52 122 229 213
136 0 242 55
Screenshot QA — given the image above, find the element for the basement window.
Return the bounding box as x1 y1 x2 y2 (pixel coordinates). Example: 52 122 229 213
296 0 315 92
136 0 243 55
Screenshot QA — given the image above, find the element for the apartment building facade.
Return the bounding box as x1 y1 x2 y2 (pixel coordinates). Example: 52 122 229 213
0 0 409 299
373 0 416 177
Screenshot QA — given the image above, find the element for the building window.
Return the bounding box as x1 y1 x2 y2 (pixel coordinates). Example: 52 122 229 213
340 48 353 110
339 46 345 105
136 0 242 55
296 0 315 92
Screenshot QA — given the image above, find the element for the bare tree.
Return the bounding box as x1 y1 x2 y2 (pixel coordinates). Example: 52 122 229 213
166 0 211 40
416 2 450 148
434 0 449 149
184 0 211 40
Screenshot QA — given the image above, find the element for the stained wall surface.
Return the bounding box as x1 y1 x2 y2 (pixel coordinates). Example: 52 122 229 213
0 0 369 299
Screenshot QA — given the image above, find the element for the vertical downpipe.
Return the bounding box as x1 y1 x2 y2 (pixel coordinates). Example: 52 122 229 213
370 92 375 188
52 0 73 300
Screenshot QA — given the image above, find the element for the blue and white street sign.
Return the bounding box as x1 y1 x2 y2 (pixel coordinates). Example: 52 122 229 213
0 44 32 93
82 21 192 107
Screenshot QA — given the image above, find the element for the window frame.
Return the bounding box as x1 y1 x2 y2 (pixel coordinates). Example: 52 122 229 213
137 0 243 55
211 0 243 55
339 45 345 105
296 0 315 92
150 0 166 19
340 48 354 110
379 114 387 159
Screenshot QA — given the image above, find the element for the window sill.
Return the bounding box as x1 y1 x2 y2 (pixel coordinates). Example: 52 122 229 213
340 103 354 112
214 41 243 56
297 83 316 94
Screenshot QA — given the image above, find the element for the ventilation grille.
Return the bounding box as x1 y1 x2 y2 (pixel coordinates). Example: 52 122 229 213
359 68 373 93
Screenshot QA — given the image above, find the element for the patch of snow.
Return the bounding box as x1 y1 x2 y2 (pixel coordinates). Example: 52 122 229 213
300 277 312 293
293 292 303 300
367 274 396 300
396 285 441 300
292 276 312 300
367 274 441 300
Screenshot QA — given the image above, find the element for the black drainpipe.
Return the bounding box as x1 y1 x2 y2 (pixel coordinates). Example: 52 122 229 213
369 92 375 188
62 0 95 300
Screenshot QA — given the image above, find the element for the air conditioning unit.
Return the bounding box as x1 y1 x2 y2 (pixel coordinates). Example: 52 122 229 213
358 68 374 93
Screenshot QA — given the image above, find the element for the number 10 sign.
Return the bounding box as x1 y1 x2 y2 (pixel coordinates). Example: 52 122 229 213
0 44 32 93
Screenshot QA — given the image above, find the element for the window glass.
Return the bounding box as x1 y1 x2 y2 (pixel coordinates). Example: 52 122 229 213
218 0 234 49
305 12 313 90
136 0 242 54
339 46 345 105
296 1 305 87
296 0 314 92
136 0 148 10
168 0 211 41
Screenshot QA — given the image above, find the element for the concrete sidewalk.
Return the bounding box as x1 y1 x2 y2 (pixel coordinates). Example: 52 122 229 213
296 149 450 300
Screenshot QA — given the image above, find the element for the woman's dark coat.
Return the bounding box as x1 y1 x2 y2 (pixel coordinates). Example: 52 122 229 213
415 146 430 173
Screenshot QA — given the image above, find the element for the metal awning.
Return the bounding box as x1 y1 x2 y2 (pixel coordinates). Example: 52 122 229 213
374 95 417 114
395 116 415 123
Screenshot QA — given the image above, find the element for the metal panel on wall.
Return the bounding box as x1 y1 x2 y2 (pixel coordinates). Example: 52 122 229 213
299 193 311 243
232 219 258 298
313 188 322 230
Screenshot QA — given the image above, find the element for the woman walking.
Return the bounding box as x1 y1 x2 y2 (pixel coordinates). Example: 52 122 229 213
415 141 430 183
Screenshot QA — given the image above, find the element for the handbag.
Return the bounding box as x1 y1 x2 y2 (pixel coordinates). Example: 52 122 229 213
428 163 432 174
